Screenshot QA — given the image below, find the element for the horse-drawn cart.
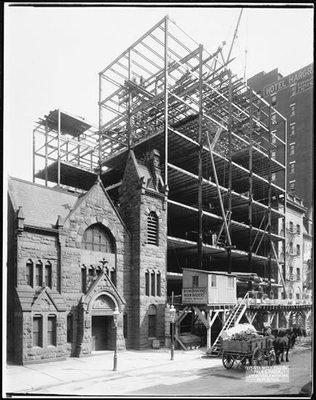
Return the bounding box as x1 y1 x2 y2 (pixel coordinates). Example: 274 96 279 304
221 336 275 370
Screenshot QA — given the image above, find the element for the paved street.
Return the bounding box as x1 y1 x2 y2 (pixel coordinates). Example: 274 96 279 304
5 338 312 397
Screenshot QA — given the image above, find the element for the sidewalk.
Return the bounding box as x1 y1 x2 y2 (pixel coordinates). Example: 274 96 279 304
4 338 311 396
4 346 221 395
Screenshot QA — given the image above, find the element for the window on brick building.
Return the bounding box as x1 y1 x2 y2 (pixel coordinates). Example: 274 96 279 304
297 244 301 256
290 85 296 97
151 272 156 296
290 123 296 136
271 173 276 182
147 212 158 245
296 224 300 234
271 150 276 159
290 103 295 116
45 261 52 288
33 316 42 347
35 261 43 287
289 143 295 155
289 242 293 253
26 259 34 287
296 268 300 281
289 162 295 174
82 224 115 253
48 315 57 346
145 271 150 296
67 314 73 343
156 272 161 296
296 293 300 299
148 305 157 338
290 267 294 280
289 221 293 232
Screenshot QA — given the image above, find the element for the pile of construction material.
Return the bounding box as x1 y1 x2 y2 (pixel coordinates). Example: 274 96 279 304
221 323 261 341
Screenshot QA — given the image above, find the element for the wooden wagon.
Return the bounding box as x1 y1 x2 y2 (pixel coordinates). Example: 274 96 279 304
221 336 276 370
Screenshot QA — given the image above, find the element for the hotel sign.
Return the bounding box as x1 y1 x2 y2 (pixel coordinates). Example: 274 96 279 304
182 287 207 304
264 64 313 97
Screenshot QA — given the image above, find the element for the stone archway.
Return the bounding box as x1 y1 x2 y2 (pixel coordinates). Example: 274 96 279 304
91 294 117 351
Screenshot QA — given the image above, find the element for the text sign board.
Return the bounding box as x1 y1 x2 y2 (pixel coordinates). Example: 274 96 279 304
264 64 313 97
182 288 207 304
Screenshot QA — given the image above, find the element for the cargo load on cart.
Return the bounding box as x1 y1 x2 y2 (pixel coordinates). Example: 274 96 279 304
220 323 275 369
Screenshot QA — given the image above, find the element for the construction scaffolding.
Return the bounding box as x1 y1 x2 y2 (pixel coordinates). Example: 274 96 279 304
34 109 99 190
33 16 287 291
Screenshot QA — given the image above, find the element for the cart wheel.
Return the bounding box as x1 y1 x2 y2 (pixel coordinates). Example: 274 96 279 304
222 353 234 369
268 350 276 366
252 348 264 366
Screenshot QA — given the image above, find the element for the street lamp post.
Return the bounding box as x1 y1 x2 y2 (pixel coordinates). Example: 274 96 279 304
113 308 119 371
169 305 176 361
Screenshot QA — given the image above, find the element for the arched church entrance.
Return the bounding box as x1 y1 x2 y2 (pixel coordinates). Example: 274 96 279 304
91 294 116 351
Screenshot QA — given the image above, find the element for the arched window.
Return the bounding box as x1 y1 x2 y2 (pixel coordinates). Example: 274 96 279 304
45 261 52 288
156 272 161 297
26 259 34 287
145 271 150 296
151 271 156 296
33 315 42 347
147 212 158 245
82 224 115 253
81 266 87 293
47 315 57 346
67 314 73 343
148 305 157 338
35 260 43 287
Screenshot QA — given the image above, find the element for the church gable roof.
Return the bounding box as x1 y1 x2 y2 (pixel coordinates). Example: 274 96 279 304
82 268 125 313
62 176 128 233
16 286 67 312
8 177 80 229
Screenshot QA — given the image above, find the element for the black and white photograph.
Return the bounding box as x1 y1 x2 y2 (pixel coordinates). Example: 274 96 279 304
3 2 313 398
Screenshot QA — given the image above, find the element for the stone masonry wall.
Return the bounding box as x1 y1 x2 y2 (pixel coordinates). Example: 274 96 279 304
119 153 142 349
119 151 167 349
59 181 130 355
17 230 59 288
138 192 167 348
22 311 67 364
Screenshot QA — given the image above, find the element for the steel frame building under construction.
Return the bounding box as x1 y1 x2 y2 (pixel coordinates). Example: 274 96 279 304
33 15 288 296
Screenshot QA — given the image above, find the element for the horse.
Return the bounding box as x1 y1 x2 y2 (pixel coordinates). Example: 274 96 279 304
271 328 297 364
292 324 306 338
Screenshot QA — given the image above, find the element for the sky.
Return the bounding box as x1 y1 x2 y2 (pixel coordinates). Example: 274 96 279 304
4 4 314 182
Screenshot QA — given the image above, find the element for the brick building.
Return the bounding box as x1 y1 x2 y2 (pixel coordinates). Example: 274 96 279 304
7 149 168 364
248 63 313 211
277 194 307 300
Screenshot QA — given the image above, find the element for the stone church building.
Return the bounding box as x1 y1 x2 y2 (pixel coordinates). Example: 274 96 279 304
7 150 168 364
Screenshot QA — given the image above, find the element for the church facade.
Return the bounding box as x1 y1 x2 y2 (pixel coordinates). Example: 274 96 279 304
7 150 168 364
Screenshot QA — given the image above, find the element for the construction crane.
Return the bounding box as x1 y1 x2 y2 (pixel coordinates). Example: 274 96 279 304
226 8 244 64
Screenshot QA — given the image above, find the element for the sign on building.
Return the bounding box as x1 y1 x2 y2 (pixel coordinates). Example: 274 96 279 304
264 64 313 97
